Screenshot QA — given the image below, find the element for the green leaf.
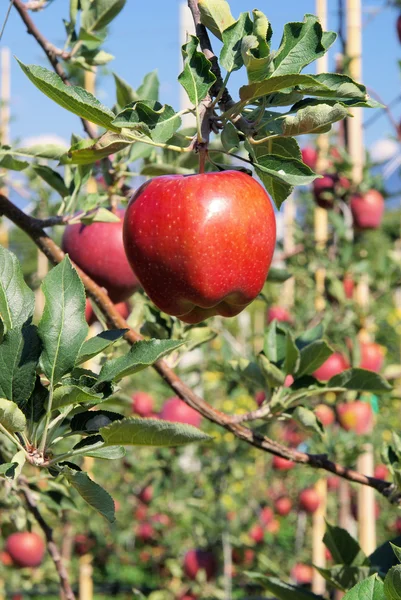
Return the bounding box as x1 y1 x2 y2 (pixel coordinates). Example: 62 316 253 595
77 28 106 50
324 523 369 567
3 143 67 161
52 385 104 410
272 15 336 76
38 257 88 385
267 268 293 283
198 0 235 40
70 410 124 433
76 329 127 364
17 61 119 131
295 324 324 349
384 566 401 600
221 121 240 153
317 565 373 592
0 462 19 478
0 154 29 171
246 573 321 599
78 207 122 225
297 340 334 377
391 544 401 564
96 339 184 384
0 325 41 407
22 376 47 423
63 468 115 522
239 73 329 103
258 354 285 387
342 575 384 600
8 449 25 480
66 131 134 165
113 72 138 107
284 332 300 374
293 406 324 437
220 12 253 72
328 369 392 393
81 0 126 32
299 73 367 101
32 165 69 198
137 71 159 102
112 101 182 143
242 35 272 82
0 246 35 331
178 36 216 106
0 398 26 433
84 445 125 460
100 417 211 447
278 101 349 136
263 321 287 364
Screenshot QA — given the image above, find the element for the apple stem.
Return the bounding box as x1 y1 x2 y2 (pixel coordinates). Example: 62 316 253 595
198 147 207 174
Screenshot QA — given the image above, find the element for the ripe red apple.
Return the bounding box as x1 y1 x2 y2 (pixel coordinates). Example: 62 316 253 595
136 522 155 543
275 496 292 516
327 476 340 491
291 563 313 585
160 397 201 428
6 532 45 568
179 595 197 600
374 464 389 480
359 341 385 373
313 174 337 209
260 506 274 525
151 513 171 527
301 147 318 170
62 209 139 302
312 352 350 381
85 298 130 325
272 455 295 471
325 548 332 561
135 504 148 521
123 171 276 323
138 486 153 505
266 518 280 534
183 549 217 581
315 404 335 426
299 488 321 514
244 548 255 566
74 534 96 557
350 190 384 229
0 551 13 566
249 523 264 543
397 15 401 43
337 401 373 435
343 273 354 300
132 392 154 417
284 374 294 387
267 306 292 324
255 390 266 406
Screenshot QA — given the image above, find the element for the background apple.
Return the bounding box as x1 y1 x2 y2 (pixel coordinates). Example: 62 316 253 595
299 488 321 514
291 563 314 585
267 306 292 324
359 341 385 372
374 464 389 480
272 456 295 471
183 549 217 581
343 273 354 299
136 522 155 543
123 171 276 323
6 532 45 568
275 496 292 516
259 506 274 525
249 523 264 543
160 397 201 428
132 392 154 417
350 190 384 229
301 146 318 170
62 209 139 302
85 298 130 325
315 404 335 426
337 401 374 434
313 352 350 381
138 485 153 504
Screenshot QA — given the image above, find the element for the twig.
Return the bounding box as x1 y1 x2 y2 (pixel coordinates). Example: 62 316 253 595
0 193 399 505
12 0 95 139
19 480 76 600
230 403 272 423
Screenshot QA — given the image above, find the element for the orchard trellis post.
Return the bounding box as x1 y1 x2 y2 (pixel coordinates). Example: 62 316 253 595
346 0 376 555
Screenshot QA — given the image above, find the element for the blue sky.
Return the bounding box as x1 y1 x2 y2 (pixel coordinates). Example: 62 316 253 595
2 0 400 151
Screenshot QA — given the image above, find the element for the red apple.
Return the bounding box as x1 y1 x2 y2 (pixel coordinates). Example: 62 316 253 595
301 147 318 170
374 464 389 480
394 517 401 535
179 595 197 600
267 306 292 324
272 456 295 471
183 549 217 581
138 486 153 505
359 341 385 373
299 488 321 514
266 518 280 534
255 390 266 406
313 174 337 209
74 534 96 557
337 401 373 435
284 374 294 387
123 171 276 323
312 352 350 381
343 273 354 299
85 298 130 325
291 563 313 585
275 496 292 516
260 506 274 525
62 209 139 302
244 548 255 566
0 551 13 566
397 15 401 42
325 548 332 561
135 504 148 521
132 392 154 417
350 190 384 229
136 522 155 543
151 513 171 527
160 397 201 428
249 523 264 543
327 476 340 491
315 404 335 426
6 532 45 568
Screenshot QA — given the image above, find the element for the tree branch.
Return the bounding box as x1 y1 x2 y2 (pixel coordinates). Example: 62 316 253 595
0 193 399 505
19 480 76 600
12 0 96 139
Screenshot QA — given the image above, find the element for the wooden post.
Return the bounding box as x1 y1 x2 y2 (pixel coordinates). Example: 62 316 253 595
79 555 93 600
346 0 376 556
311 2 328 593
